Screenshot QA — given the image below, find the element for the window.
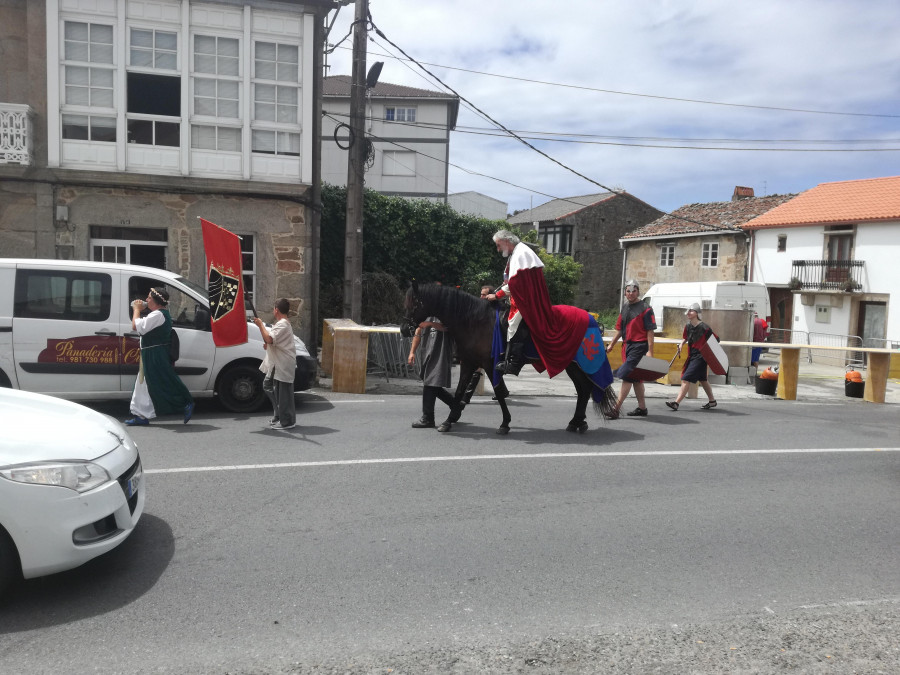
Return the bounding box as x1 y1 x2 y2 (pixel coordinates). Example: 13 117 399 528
130 29 177 70
194 35 239 76
251 130 299 156
383 150 415 176
195 77 240 118
62 115 116 142
239 235 256 297
193 36 240 121
385 106 416 123
129 277 202 330
659 244 675 267
701 242 719 267
127 119 179 146
255 42 298 83
192 125 241 151
65 22 114 64
63 22 115 109
254 84 297 123
14 270 111 322
777 235 787 252
540 225 573 255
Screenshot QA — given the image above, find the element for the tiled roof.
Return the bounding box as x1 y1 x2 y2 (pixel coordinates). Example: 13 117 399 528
507 192 616 224
623 194 797 240
323 75 458 100
743 175 900 229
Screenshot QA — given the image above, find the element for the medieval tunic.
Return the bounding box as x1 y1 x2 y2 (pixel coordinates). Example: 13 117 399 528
681 320 714 383
129 308 194 419
614 299 657 382
419 317 453 388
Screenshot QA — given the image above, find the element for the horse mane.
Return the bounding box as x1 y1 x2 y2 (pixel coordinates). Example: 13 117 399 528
407 283 493 333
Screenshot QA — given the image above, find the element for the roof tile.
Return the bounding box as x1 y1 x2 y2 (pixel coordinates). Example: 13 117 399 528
743 175 900 229
624 194 796 239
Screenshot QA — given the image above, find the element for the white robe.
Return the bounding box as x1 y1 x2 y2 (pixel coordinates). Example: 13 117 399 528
129 310 165 419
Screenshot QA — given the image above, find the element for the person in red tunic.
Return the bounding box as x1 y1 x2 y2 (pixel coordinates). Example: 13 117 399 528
604 280 656 418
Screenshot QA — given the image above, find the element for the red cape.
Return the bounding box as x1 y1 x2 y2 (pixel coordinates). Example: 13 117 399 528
508 266 589 378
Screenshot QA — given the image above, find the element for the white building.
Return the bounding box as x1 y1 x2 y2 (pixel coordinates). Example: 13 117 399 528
321 76 459 201
745 175 900 349
447 191 508 221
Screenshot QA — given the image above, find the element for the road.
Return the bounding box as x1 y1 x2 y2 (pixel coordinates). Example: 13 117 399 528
1 392 899 673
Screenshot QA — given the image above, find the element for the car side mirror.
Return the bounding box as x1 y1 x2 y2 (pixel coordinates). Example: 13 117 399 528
194 306 211 331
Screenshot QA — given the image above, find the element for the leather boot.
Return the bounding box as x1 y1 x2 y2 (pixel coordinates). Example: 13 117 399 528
495 342 525 376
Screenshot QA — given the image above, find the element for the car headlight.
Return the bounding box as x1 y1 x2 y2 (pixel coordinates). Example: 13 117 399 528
0 462 111 493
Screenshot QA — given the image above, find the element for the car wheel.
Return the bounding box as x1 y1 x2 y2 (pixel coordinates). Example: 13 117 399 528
217 364 265 413
0 527 21 597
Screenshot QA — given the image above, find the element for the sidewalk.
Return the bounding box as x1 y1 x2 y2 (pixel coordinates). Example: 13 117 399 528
317 351 900 405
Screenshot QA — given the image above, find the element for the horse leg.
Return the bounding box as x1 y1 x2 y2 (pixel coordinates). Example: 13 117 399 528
565 364 591 433
491 376 512 434
437 363 474 432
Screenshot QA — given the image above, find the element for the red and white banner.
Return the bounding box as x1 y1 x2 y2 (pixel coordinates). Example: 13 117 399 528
200 218 247 347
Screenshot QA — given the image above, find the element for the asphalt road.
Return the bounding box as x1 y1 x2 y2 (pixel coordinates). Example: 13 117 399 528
1 393 898 674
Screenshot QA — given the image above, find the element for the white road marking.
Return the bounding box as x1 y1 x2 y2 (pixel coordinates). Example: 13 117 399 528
145 447 900 475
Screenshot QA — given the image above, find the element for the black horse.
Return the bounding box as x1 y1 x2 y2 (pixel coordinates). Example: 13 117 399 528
404 282 615 435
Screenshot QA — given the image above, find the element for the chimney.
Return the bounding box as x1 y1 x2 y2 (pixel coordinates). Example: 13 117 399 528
733 186 754 201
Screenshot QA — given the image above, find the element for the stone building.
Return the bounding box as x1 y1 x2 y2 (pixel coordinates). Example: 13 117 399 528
0 0 345 346
508 192 663 310
620 188 796 294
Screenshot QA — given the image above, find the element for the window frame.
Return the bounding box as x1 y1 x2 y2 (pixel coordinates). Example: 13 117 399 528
540 224 573 255
384 106 417 123
701 242 719 268
659 244 675 267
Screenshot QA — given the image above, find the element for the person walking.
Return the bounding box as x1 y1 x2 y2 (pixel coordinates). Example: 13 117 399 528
750 312 769 367
253 298 297 431
666 303 718 411
407 316 460 432
604 280 656 419
125 287 194 426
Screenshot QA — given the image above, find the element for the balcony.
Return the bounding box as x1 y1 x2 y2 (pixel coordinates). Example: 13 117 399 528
0 103 33 165
790 259 865 292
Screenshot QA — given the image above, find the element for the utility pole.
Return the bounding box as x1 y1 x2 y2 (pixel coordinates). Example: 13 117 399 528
343 0 368 322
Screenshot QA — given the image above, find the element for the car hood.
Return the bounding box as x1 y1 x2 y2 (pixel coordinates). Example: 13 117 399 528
0 389 124 465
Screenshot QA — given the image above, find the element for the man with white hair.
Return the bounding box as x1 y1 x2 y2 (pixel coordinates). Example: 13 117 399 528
485 230 536 375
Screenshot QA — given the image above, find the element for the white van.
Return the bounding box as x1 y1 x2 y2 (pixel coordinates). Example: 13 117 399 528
0 259 316 412
641 281 770 332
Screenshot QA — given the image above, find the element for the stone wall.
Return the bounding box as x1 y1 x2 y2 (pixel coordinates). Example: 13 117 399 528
571 196 664 310
625 233 749 291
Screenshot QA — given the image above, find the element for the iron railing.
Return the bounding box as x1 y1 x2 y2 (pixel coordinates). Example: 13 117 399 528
0 103 33 165
790 259 865 292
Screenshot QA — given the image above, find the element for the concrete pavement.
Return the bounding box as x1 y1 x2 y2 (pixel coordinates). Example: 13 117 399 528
319 350 900 405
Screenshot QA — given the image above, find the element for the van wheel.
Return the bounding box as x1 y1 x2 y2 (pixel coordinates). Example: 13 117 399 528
0 527 21 597
217 365 265 413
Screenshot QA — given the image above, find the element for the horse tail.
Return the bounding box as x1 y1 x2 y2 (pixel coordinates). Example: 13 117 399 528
592 385 617 419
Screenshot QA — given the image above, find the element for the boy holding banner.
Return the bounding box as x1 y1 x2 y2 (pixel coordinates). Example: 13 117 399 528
665 303 718 411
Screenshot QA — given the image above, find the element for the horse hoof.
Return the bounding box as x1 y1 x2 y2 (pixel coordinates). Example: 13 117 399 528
566 421 588 433
496 426 510 435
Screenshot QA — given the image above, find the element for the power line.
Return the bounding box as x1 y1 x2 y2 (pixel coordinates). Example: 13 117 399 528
337 41 900 120
325 110 900 152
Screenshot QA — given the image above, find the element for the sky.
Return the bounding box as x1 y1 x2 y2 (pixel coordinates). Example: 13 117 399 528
324 1 900 216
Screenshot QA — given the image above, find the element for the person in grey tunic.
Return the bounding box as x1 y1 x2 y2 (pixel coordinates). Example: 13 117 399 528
407 316 460 431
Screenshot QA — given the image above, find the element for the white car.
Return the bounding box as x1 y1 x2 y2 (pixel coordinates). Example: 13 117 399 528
0 388 144 595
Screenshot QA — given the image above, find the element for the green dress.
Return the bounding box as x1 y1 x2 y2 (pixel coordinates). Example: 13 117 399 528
140 309 193 415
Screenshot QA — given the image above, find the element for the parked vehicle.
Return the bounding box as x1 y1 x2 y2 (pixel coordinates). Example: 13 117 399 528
0 388 144 595
641 281 771 332
0 259 316 412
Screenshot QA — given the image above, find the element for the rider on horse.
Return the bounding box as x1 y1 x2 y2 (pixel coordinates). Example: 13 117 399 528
486 230 535 376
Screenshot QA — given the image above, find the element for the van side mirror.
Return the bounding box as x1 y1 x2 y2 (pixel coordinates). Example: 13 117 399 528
194 306 211 331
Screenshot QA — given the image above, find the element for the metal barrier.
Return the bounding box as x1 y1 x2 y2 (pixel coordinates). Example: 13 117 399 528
807 331 864 368
366 326 419 382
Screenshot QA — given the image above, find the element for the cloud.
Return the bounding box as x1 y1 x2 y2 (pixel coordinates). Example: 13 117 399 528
328 0 900 213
